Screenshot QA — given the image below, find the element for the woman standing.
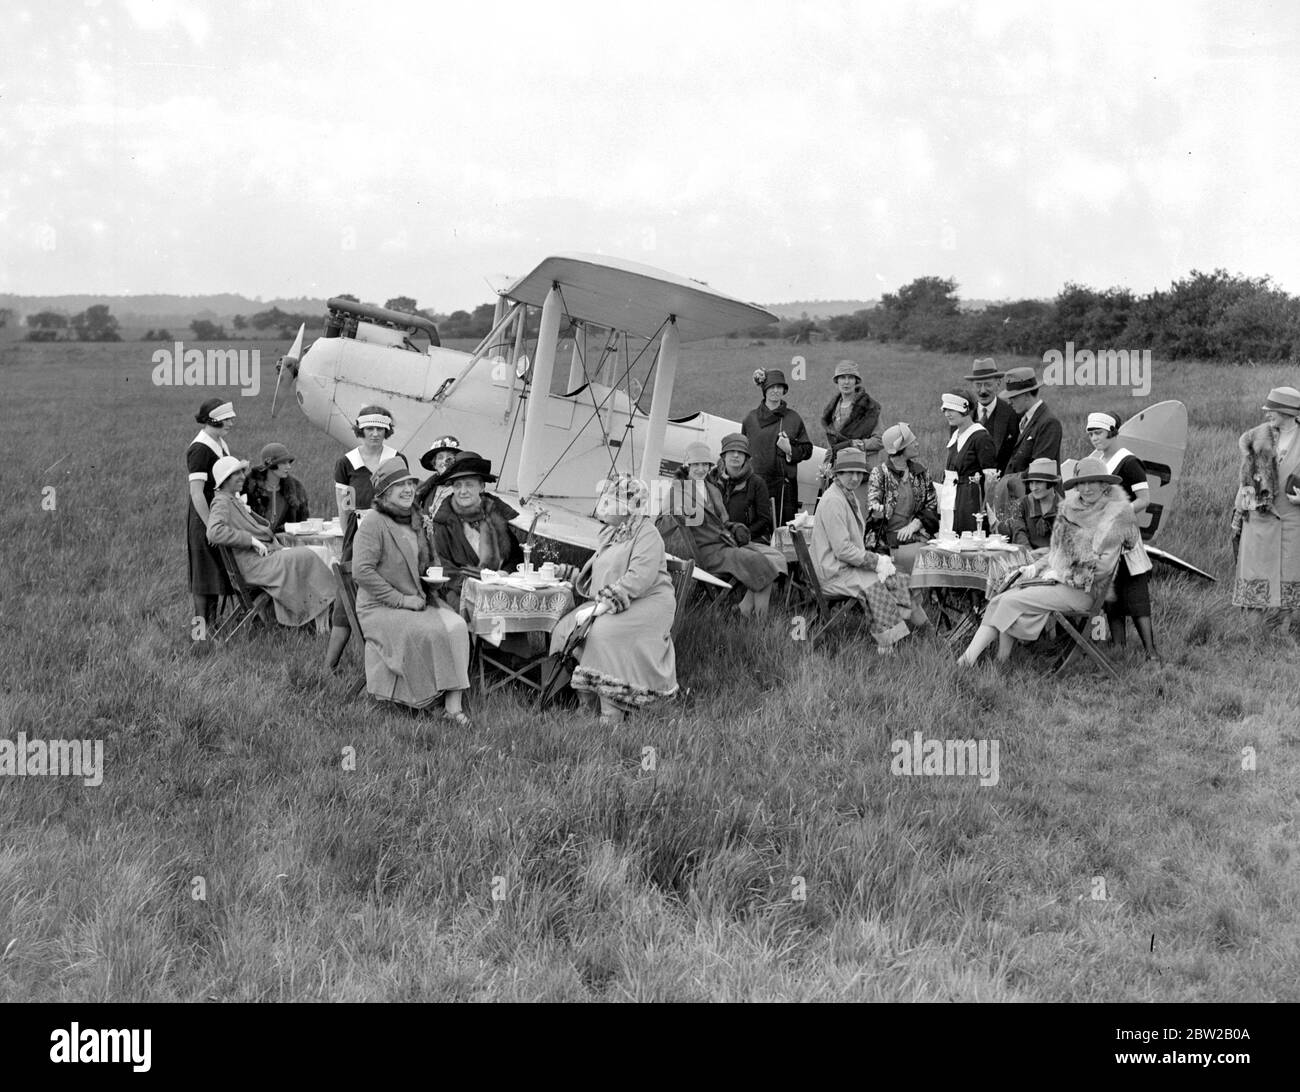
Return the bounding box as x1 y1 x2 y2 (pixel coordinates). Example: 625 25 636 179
245 442 310 534
821 360 884 457
864 423 938 575
1085 411 1158 659
325 406 405 670
1232 386 1300 637
942 391 997 534
549 476 678 725
958 459 1138 666
428 452 524 611
352 459 472 720
811 447 926 654
206 457 335 628
659 441 787 618
186 398 236 629
742 368 813 526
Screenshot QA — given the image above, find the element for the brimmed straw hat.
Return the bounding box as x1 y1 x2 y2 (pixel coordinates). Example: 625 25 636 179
1023 458 1060 483
1262 386 1300 415
1064 457 1121 488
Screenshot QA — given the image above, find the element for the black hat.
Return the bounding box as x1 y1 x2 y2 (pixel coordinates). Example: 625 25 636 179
437 451 498 486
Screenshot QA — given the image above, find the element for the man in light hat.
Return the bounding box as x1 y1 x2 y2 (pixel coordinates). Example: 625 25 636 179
1232 385 1300 636
1002 366 1063 479
964 358 1017 473
742 368 813 525
812 446 929 652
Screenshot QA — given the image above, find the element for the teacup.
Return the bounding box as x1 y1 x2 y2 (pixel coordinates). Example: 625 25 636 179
425 566 443 580
539 562 557 579
307 518 324 532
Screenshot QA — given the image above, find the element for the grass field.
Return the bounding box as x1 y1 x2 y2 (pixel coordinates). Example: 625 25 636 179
1 332 1297 1002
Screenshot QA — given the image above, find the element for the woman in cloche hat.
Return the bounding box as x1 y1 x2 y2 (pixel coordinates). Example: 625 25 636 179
709 433 775 545
1232 385 1300 637
864 422 939 575
351 458 472 721
958 458 1140 666
245 442 311 534
1006 458 1062 550
811 446 929 653
742 368 814 525
821 360 884 460
427 451 524 611
206 455 335 630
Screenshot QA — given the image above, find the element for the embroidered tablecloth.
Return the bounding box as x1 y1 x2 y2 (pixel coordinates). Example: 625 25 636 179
459 577 576 643
910 544 1033 597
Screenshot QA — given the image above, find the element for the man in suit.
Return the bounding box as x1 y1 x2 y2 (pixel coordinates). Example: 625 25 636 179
965 358 1017 473
1003 366 1064 476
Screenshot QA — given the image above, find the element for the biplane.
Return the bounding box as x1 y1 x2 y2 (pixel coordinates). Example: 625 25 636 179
273 253 1211 581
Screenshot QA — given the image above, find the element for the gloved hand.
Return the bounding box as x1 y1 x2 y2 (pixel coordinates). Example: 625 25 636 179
727 522 751 546
874 553 896 579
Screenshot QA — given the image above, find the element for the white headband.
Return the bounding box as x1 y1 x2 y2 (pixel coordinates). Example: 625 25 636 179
210 402 236 421
1086 412 1117 432
357 413 392 431
941 393 970 414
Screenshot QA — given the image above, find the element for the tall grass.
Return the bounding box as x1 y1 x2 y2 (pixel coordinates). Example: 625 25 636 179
0 336 1296 1001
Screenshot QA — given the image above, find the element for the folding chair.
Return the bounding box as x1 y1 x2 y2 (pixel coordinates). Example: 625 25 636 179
788 531 866 643
330 561 368 698
1041 565 1122 680
666 558 695 640
475 638 550 697
211 545 272 642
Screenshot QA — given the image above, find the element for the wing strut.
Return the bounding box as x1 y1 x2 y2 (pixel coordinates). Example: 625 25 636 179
517 284 563 501
640 317 679 485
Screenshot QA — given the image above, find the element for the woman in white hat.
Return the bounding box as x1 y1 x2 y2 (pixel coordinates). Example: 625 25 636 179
864 422 938 575
1232 386 1300 637
941 390 998 534
958 458 1139 666
550 475 678 725
326 406 408 670
352 458 471 720
812 446 927 653
186 398 236 628
658 441 787 617
206 456 335 629
1085 411 1159 660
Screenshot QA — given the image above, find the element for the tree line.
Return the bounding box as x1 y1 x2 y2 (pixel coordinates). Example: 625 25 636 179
737 269 1300 363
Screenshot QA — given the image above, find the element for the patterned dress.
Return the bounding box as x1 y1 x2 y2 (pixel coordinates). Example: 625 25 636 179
1234 425 1300 611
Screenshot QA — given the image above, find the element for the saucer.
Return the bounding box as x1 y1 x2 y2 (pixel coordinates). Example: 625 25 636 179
420 575 450 585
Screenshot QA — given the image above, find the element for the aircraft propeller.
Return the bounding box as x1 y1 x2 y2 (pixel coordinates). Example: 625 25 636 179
270 323 306 418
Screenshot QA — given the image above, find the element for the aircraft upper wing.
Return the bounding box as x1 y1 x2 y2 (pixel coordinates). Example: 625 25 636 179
502 253 777 342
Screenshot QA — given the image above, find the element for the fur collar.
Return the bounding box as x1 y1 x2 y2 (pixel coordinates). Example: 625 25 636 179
1238 421 1285 511
1047 492 1136 590
820 389 878 430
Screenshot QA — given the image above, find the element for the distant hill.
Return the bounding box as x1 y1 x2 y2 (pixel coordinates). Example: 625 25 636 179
764 300 877 321
0 293 331 329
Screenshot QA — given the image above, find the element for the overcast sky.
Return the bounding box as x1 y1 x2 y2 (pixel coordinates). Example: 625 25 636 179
4 0 1298 310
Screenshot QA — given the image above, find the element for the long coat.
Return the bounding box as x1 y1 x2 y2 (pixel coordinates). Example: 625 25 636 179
741 401 814 524
820 390 883 451
427 493 524 609
353 508 470 708
549 518 678 708
206 491 334 628
656 476 786 590
244 470 310 533
707 465 773 544
1233 421 1300 610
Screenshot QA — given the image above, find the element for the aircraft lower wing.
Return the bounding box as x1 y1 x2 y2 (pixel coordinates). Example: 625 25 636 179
1146 545 1216 582
503 494 731 588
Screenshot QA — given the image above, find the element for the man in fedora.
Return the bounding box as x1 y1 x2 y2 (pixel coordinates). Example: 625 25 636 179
1002 366 1063 478
965 358 1017 473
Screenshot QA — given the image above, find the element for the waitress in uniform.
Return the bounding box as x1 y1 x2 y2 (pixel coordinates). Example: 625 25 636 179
941 391 997 534
1085 410 1159 661
324 405 408 670
186 398 236 630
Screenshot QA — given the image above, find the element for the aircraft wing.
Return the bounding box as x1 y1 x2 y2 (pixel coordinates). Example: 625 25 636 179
502 253 776 343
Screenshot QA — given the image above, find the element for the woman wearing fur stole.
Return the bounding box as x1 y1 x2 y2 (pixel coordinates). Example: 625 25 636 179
1232 386 1300 635
958 458 1139 665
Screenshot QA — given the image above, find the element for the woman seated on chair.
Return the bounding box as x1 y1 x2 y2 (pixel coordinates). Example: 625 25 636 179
414 434 461 531
1006 458 1061 550
427 451 524 611
707 433 774 545
205 456 334 628
864 422 939 575
812 446 929 654
352 458 472 721
549 475 678 725
657 441 788 618
957 458 1139 666
244 442 310 534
